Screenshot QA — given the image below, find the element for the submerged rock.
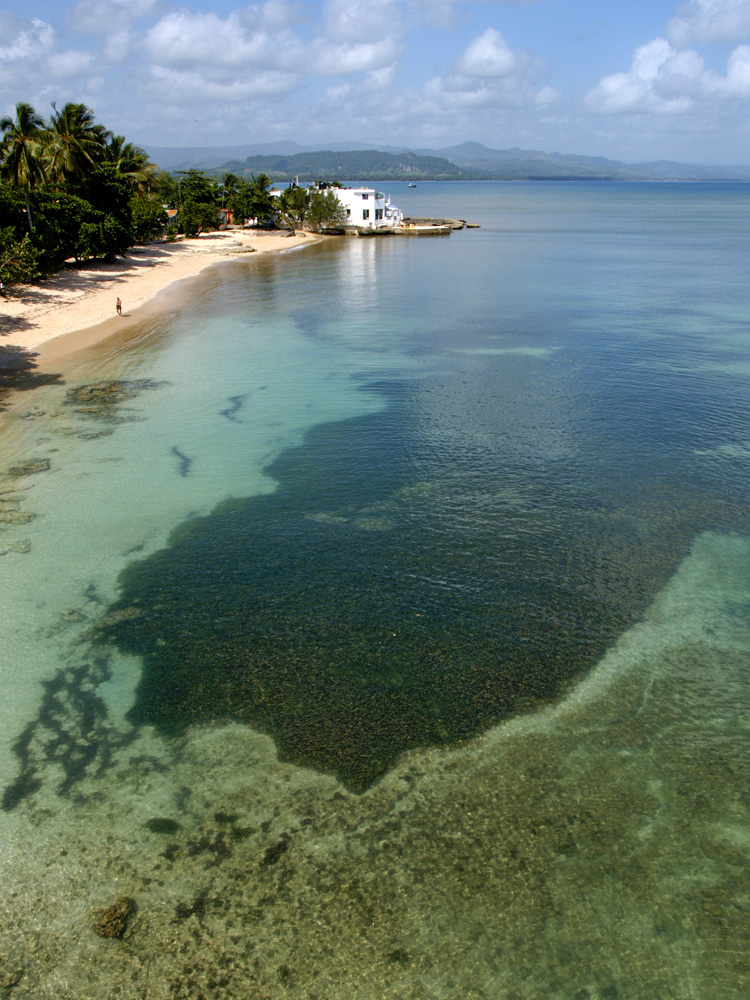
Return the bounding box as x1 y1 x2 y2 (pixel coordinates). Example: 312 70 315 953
6 539 31 554
0 510 36 524
89 606 144 631
80 604 144 642
65 379 166 410
93 896 135 939
79 429 115 440
7 457 50 477
145 817 181 835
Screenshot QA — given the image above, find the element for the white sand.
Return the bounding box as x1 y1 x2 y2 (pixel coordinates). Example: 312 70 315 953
0 228 318 363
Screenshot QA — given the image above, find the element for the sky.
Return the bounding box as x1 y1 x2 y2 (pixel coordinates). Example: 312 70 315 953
3 0 750 163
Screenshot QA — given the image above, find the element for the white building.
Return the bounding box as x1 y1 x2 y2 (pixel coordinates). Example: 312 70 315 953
332 187 403 229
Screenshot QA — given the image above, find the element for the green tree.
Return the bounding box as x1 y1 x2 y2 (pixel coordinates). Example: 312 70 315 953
0 228 41 284
176 169 215 204
225 173 276 226
106 135 157 196
220 172 240 208
0 102 47 231
249 173 276 225
180 200 220 237
130 196 168 242
172 170 219 235
74 163 134 257
45 102 108 186
27 191 93 271
76 163 131 224
277 183 309 230
305 189 348 232
74 212 130 262
226 177 250 222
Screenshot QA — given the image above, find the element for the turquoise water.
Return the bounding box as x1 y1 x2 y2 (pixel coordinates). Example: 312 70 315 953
1 182 749 998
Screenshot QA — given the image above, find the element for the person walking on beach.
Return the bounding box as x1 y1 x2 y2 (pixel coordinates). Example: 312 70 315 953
116 297 122 315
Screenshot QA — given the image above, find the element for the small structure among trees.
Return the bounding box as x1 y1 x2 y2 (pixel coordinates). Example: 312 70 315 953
327 185 403 230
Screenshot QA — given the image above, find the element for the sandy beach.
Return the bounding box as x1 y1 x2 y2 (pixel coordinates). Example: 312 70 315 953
0 228 317 364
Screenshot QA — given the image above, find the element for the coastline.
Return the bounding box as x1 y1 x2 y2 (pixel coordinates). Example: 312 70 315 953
0 228 318 366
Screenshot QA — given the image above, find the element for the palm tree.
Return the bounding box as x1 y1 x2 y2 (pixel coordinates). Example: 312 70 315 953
248 173 276 225
44 102 108 186
105 135 157 196
0 102 47 231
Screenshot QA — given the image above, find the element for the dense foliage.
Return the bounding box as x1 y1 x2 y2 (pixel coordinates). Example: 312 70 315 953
0 101 169 284
1 100 401 287
277 185 348 232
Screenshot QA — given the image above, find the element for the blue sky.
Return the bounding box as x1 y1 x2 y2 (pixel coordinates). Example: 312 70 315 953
3 1 750 163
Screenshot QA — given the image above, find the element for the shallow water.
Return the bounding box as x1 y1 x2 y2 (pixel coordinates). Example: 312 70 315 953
0 182 749 998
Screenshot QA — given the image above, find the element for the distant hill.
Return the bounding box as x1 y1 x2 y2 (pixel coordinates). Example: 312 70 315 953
427 143 750 181
144 140 750 181
146 141 409 173
213 149 464 181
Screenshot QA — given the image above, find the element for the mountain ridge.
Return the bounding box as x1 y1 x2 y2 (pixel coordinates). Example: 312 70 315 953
144 141 750 181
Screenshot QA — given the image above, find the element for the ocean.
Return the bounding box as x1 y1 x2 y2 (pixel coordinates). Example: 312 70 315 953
0 181 748 998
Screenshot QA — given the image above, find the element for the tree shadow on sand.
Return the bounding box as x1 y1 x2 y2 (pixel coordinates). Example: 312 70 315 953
0 313 35 336
0 344 63 411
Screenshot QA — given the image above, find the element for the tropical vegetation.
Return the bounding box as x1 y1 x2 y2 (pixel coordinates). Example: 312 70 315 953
1 100 360 288
0 101 166 285
277 184 348 232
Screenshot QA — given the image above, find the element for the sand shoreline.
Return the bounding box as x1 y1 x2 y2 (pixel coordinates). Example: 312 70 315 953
0 228 319 365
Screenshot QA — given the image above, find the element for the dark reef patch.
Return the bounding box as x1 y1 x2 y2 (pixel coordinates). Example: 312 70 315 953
219 393 248 422
1 653 142 811
64 378 167 425
91 364 744 793
171 446 192 477
93 896 135 939
146 817 182 835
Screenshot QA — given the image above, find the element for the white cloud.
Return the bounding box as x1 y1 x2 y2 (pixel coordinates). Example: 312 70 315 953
585 32 750 115
145 10 303 71
455 28 516 77
147 64 298 103
239 0 309 33
534 84 561 108
0 18 55 63
47 49 95 78
668 0 750 46
322 0 405 43
424 26 546 112
68 0 160 35
585 38 719 113
103 29 133 62
724 43 750 94
310 37 402 74
365 64 398 89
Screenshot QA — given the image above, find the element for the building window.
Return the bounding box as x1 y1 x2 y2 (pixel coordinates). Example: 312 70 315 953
361 193 369 199
375 209 383 220
362 209 370 220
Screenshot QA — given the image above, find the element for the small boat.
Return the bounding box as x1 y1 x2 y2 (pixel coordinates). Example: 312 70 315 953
408 182 417 188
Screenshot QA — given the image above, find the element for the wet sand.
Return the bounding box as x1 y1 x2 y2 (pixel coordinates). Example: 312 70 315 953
0 229 318 365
